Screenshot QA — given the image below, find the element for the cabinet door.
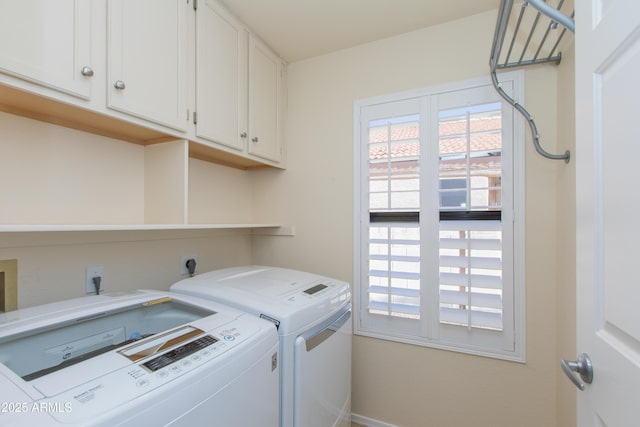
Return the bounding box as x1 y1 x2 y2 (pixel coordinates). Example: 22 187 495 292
108 0 187 131
249 36 285 163
196 0 248 151
0 0 93 99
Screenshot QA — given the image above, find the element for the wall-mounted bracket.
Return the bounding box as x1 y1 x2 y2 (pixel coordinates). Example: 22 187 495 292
489 0 575 163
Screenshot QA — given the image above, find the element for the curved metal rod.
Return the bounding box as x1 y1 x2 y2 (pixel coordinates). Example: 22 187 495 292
490 70 571 163
489 0 572 163
528 0 575 33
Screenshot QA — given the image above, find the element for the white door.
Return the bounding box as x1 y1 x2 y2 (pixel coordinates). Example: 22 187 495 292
293 309 352 427
574 0 640 425
249 35 284 163
195 0 248 151
108 0 187 131
0 0 92 99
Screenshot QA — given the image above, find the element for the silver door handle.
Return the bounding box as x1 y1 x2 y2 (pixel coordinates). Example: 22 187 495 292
114 80 126 90
561 353 593 391
301 306 351 352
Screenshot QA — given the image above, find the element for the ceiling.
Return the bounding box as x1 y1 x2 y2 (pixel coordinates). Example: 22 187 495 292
219 0 499 62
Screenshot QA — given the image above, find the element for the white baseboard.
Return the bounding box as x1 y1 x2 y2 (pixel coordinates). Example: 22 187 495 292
351 413 399 427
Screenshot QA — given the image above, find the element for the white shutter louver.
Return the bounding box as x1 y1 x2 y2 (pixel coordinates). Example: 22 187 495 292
439 220 503 330
368 223 420 318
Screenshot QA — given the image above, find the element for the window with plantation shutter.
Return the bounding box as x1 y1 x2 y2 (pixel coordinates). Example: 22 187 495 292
354 74 524 361
437 102 505 334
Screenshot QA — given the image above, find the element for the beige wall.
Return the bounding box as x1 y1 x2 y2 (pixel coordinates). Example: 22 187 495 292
555 44 577 427
252 10 573 427
0 111 256 308
0 112 145 225
0 229 254 308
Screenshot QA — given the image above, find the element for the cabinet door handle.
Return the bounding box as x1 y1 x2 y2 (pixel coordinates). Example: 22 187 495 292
114 80 126 90
80 66 94 77
240 132 247 138
252 137 259 143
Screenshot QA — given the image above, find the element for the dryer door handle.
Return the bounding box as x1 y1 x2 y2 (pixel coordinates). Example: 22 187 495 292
300 307 351 352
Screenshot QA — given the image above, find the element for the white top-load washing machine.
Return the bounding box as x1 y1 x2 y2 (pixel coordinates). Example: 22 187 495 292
170 265 352 427
0 290 279 427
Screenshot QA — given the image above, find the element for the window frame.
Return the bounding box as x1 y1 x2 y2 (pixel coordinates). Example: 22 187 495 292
353 73 526 362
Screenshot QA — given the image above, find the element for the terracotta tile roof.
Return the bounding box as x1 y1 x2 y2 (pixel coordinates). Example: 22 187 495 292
369 142 419 160
369 125 419 143
439 116 502 136
440 133 502 155
369 156 501 177
369 117 502 159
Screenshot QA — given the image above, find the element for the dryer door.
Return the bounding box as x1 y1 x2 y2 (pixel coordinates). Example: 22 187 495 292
293 307 351 427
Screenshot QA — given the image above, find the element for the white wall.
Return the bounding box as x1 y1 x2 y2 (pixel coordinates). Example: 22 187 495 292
251 10 570 426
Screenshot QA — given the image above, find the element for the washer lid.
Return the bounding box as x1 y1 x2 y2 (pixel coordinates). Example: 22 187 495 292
170 266 351 334
211 266 326 297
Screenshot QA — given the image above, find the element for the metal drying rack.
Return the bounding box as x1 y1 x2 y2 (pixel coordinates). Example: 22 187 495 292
489 0 575 163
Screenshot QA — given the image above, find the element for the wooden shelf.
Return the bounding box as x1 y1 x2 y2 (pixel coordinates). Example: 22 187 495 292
0 84 171 145
0 224 284 233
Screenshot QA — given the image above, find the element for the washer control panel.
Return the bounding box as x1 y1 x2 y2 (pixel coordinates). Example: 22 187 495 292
142 335 218 372
303 284 328 295
285 280 349 305
43 322 255 424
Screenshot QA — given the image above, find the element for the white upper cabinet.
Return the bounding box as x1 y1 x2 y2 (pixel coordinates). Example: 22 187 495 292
108 0 188 131
196 0 249 151
0 0 285 170
195 0 248 151
195 1 285 165
0 0 93 99
248 35 285 163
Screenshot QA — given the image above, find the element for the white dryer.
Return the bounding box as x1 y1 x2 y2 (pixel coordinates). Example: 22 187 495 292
171 265 352 427
0 290 279 426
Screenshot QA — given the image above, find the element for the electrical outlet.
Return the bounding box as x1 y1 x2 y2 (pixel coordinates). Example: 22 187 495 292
180 255 197 275
86 265 104 294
